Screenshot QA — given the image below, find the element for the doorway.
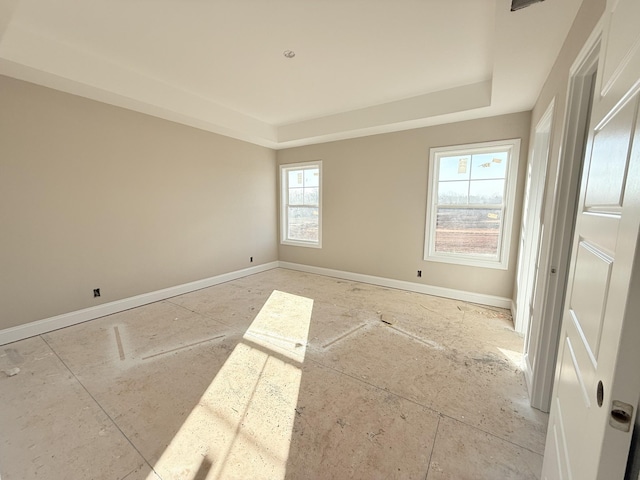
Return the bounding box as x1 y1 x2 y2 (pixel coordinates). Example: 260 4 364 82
519 99 554 400
521 33 600 412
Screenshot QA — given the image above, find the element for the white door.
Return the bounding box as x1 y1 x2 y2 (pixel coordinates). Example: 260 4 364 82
520 102 554 396
542 0 640 477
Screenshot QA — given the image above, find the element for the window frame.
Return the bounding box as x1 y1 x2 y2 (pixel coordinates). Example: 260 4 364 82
280 161 323 248
423 139 520 270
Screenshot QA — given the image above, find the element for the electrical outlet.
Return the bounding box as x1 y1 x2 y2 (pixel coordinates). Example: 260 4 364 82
93 288 101 298
417 270 422 278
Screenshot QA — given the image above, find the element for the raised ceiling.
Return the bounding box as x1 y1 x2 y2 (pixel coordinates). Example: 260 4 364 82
0 0 582 149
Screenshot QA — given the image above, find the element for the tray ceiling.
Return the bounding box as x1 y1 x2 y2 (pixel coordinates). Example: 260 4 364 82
0 0 583 148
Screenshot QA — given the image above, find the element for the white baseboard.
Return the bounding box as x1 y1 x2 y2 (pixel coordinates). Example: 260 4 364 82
510 299 517 319
0 261 279 346
278 262 512 309
1 260 512 346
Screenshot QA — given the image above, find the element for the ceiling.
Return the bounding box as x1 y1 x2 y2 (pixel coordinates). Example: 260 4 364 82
0 0 583 149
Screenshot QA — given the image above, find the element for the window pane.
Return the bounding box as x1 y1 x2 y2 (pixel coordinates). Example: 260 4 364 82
288 170 304 188
303 187 319 205
287 206 319 242
470 153 508 179
288 187 304 205
304 168 319 187
438 156 471 181
438 180 468 204
435 207 501 256
469 179 505 204
426 139 519 268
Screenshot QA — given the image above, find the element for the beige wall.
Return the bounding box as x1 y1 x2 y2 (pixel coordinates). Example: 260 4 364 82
6 0 607 331
277 112 531 299
530 0 604 129
0 75 277 330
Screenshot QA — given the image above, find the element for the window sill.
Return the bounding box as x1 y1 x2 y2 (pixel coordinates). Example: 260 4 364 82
425 253 508 270
281 240 322 249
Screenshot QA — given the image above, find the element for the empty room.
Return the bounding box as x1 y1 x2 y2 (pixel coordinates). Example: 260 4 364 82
2 0 640 479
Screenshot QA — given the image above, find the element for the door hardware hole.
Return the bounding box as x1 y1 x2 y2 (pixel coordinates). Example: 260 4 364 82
611 409 631 423
597 381 604 407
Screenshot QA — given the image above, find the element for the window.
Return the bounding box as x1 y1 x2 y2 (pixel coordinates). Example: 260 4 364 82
280 161 322 248
424 139 520 269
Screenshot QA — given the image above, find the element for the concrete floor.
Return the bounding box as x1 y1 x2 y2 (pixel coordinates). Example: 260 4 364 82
0 268 548 479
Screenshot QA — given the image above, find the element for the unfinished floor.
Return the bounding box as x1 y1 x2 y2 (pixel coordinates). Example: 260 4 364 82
0 268 548 480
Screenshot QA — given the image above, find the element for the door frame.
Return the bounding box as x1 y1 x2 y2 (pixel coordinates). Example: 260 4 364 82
516 98 554 337
526 19 603 412
521 98 554 401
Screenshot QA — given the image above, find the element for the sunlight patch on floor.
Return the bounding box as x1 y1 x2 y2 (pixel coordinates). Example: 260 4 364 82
147 290 313 480
498 347 524 369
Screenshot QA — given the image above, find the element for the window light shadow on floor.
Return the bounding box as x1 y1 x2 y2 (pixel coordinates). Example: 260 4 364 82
147 290 313 480
497 347 524 369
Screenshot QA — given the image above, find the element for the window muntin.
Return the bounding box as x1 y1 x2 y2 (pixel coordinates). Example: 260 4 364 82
281 162 322 247
424 140 520 269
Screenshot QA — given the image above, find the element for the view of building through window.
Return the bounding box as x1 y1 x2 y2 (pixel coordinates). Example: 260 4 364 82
424 139 519 269
435 152 507 257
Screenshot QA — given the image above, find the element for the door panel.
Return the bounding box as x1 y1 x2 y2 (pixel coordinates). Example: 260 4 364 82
585 98 636 207
601 0 640 94
542 62 640 479
579 214 620 255
545 415 568 480
569 241 613 362
553 333 592 477
521 102 554 401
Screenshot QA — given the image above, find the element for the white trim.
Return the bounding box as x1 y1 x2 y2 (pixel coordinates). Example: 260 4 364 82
279 261 512 309
571 15 605 78
0 261 279 346
521 98 556 404
511 299 517 319
423 138 521 270
1 259 513 347
600 5 640 97
527 22 603 413
279 161 323 248
516 98 555 335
